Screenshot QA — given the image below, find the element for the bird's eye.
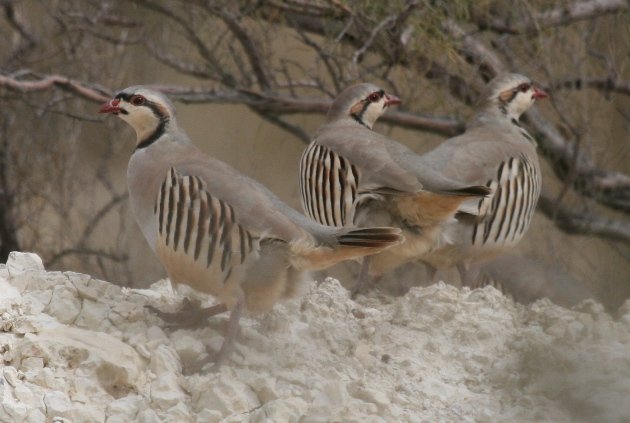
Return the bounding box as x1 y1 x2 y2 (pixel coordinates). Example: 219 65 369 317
367 92 381 102
130 95 146 106
518 83 530 93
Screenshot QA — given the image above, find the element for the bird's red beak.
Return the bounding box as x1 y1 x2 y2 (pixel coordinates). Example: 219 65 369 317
100 98 122 114
532 86 548 100
384 94 401 107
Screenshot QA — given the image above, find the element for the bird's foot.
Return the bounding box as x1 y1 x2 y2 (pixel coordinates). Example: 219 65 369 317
146 298 227 329
182 343 242 375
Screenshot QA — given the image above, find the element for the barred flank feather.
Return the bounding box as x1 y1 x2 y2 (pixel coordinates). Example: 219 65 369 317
472 154 541 248
156 168 255 285
299 142 359 227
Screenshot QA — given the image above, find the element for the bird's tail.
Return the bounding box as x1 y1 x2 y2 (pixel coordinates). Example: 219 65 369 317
396 184 491 227
290 227 402 270
443 185 493 217
442 185 492 197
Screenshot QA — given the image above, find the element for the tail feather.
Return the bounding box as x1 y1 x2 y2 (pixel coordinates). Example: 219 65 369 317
443 185 492 197
290 226 402 270
337 227 402 247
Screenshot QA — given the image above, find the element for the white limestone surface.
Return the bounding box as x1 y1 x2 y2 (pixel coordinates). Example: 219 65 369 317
1 252 629 422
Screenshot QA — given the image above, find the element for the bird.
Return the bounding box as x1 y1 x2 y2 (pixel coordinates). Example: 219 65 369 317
99 86 402 369
299 83 491 296
418 73 548 285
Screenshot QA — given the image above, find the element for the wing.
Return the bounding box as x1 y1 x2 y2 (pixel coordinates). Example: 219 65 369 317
155 167 258 286
302 121 425 227
299 141 360 227
313 121 423 194
471 153 541 246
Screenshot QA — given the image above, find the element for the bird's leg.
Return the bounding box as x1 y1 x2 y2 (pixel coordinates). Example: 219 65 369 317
426 264 439 284
184 293 245 374
146 298 227 329
351 255 372 299
212 293 244 367
457 262 476 288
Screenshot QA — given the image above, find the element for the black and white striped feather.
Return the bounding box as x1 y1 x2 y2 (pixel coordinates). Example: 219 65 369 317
472 153 541 248
299 142 360 228
155 168 256 285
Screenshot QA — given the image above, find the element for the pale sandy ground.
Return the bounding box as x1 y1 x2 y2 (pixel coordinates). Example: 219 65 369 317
1 252 629 423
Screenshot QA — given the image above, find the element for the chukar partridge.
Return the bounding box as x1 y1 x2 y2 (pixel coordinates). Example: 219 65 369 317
100 86 402 367
299 83 491 296
419 73 548 285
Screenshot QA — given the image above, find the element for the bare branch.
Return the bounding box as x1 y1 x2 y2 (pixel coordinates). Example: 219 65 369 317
145 42 215 80
77 192 129 248
134 0 238 87
3 2 35 44
538 194 630 243
3 1 36 63
46 248 129 268
0 71 465 137
443 20 506 78
162 86 465 136
526 108 630 212
549 76 630 96
476 0 629 35
204 3 274 90
353 15 397 64
0 73 111 102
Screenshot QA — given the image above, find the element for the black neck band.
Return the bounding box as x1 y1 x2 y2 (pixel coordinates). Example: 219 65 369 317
136 118 168 150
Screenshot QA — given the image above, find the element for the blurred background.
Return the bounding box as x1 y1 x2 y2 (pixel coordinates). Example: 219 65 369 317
1 0 628 310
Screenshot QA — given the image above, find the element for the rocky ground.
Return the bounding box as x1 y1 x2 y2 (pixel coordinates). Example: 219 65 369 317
1 252 629 422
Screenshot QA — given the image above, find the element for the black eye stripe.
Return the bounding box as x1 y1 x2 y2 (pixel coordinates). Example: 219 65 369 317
115 92 132 101
366 90 385 102
115 92 149 104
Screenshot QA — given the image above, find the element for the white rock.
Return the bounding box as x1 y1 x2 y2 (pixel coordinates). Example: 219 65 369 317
169 331 206 365
149 345 187 410
3 366 21 387
136 408 162 423
249 397 308 423
21 356 44 371
43 390 73 418
24 409 47 423
1 252 629 422
149 344 181 375
21 289 50 315
162 401 193 422
105 394 144 422
14 326 145 395
0 277 21 315
195 408 223 423
74 298 109 330
46 285 82 324
150 374 187 411
6 252 45 272
189 374 260 416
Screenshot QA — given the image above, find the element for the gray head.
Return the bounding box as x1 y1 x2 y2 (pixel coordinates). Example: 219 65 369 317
326 83 401 129
100 86 177 148
478 73 548 120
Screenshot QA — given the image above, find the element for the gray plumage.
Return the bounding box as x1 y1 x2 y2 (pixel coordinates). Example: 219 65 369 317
100 86 401 366
300 83 491 287
419 73 547 282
